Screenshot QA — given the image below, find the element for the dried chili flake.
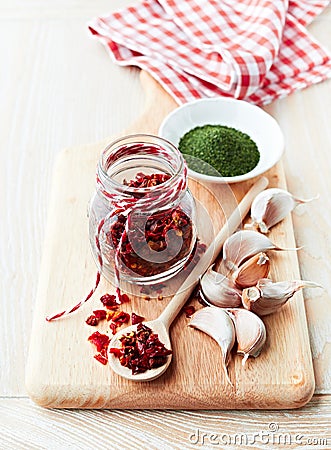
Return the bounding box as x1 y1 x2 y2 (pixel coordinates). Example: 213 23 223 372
109 323 172 375
109 322 118 335
124 172 171 188
88 331 110 353
182 305 196 318
94 353 108 365
119 293 130 303
131 312 145 325
85 315 99 326
111 311 130 324
105 174 194 278
93 309 107 320
106 310 116 321
100 293 119 310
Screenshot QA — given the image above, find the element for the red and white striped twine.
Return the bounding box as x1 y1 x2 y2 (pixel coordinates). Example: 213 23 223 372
46 143 187 321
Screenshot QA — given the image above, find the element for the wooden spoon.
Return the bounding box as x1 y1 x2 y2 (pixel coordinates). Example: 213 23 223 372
108 176 269 381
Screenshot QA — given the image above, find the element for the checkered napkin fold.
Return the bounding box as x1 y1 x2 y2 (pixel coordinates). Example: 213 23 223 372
88 0 331 105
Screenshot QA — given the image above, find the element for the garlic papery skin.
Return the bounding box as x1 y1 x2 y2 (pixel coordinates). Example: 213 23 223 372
232 252 270 289
227 308 266 366
249 188 318 233
223 230 285 272
189 307 235 385
242 278 323 316
200 266 242 308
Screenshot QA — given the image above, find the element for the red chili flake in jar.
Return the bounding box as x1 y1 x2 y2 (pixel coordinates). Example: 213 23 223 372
88 331 111 365
93 310 107 320
86 315 99 326
182 305 196 318
100 293 119 310
131 312 145 325
105 173 194 278
109 323 172 375
88 331 110 353
86 309 108 326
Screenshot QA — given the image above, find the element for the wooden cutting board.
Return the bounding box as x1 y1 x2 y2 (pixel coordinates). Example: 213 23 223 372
26 71 315 409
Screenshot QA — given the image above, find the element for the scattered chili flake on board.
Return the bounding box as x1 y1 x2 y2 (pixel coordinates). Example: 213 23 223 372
131 312 145 325
109 323 172 375
106 310 130 335
183 305 196 318
93 309 107 320
88 331 110 365
119 293 130 303
123 172 171 188
85 315 99 326
88 331 110 353
100 293 119 309
109 322 118 335
106 173 193 279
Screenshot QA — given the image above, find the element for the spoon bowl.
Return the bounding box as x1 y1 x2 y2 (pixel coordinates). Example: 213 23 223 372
108 319 172 381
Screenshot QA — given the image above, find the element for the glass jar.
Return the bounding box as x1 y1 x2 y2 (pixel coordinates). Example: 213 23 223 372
88 134 197 288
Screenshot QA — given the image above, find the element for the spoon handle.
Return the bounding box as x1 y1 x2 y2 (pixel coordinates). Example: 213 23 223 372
158 176 269 329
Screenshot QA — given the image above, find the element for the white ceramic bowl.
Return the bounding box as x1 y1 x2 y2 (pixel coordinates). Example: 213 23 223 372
159 97 284 183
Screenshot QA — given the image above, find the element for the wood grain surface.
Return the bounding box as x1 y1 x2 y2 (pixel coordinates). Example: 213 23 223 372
1 0 331 447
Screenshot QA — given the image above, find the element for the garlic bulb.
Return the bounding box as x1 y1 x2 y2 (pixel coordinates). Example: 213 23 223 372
189 307 235 385
223 230 287 272
227 308 266 366
232 252 270 289
242 278 322 316
200 266 242 308
249 188 318 233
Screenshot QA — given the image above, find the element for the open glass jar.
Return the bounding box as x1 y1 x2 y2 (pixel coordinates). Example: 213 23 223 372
88 134 197 287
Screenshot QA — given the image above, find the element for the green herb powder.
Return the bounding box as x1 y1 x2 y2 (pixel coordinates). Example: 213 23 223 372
178 124 260 177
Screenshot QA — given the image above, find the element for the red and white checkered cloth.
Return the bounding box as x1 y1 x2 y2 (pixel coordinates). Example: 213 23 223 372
88 0 331 105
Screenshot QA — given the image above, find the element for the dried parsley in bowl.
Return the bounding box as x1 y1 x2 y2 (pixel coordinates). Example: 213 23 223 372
178 124 260 177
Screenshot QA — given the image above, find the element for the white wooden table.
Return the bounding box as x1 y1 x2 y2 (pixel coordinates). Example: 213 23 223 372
1 1 331 448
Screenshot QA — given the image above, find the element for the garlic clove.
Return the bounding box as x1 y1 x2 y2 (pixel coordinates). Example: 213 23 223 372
227 308 266 366
242 278 323 316
223 230 290 272
200 265 242 308
232 252 270 289
189 307 235 385
248 188 318 233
